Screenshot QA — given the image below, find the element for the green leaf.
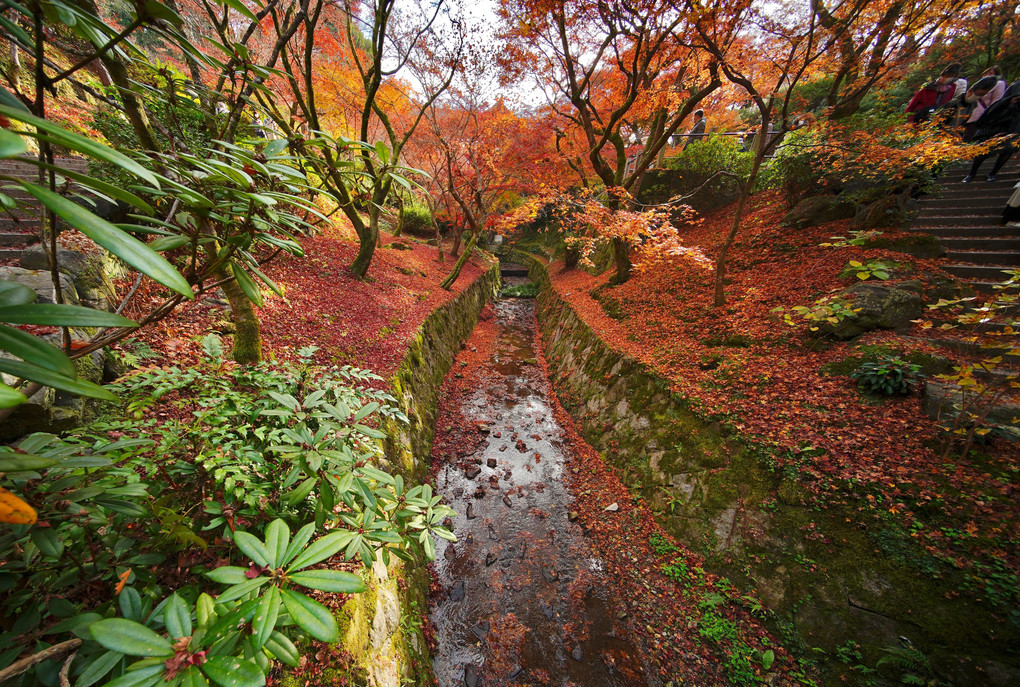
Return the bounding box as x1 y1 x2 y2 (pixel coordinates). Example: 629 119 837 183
0 128 27 158
76 649 124 687
0 87 29 113
16 182 192 297
263 631 299 667
119 587 143 621
0 357 117 400
233 531 270 567
0 15 31 52
263 520 289 569
0 105 157 185
0 281 36 307
142 0 183 25
163 593 192 639
262 139 288 158
0 382 27 408
31 527 64 558
0 453 57 472
0 324 76 376
250 585 279 649
762 649 775 670
215 576 268 603
90 618 174 657
280 522 315 565
232 267 263 306
205 566 249 585
0 303 136 327
286 531 351 572
179 666 210 687
279 588 337 642
102 663 164 687
148 235 191 251
288 569 365 594
202 656 265 687
33 161 154 213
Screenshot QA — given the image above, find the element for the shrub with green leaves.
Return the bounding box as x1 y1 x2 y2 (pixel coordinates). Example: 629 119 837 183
838 258 901 281
851 355 923 396
0 339 454 685
664 133 753 179
398 202 433 237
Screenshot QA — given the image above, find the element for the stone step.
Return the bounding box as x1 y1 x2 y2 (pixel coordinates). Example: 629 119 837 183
908 226 1019 238
945 264 1018 281
913 216 1002 229
0 248 24 260
920 194 1014 208
934 183 1019 198
0 232 37 247
941 237 1020 251
946 250 1020 266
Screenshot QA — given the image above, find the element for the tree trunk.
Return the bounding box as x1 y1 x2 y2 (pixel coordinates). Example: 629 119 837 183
713 150 766 307
350 218 378 278
564 246 580 270
450 226 463 258
440 232 477 290
218 266 263 363
608 237 631 284
393 196 404 238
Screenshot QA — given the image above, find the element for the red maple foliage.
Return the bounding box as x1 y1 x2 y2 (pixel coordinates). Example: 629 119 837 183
539 190 1019 586
122 225 491 381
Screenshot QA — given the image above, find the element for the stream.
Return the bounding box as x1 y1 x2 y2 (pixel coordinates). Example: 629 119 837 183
429 296 646 687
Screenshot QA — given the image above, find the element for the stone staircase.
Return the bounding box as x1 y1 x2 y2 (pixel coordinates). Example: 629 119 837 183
0 158 90 264
909 159 1020 289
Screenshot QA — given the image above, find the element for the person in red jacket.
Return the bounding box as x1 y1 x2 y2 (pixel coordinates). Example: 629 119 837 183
906 63 962 124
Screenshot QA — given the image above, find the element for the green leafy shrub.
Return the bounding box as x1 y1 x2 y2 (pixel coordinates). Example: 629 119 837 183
838 258 901 281
399 202 433 237
0 340 454 685
664 133 753 179
774 294 860 332
500 282 538 298
851 355 923 396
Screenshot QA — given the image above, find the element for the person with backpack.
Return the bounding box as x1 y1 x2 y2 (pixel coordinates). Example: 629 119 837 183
962 80 1020 182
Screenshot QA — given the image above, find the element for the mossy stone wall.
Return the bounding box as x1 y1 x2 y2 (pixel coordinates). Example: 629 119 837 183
516 251 1019 686
331 260 500 687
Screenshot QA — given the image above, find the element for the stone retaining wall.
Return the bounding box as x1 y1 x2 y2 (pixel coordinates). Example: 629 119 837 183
514 250 1019 686
326 260 500 687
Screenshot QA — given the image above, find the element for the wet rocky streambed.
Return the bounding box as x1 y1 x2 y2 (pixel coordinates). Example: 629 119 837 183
429 296 646 687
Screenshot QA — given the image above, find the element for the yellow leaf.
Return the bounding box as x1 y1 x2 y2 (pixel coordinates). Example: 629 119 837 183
0 487 37 525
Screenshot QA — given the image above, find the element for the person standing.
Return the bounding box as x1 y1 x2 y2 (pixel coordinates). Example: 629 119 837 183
963 67 1007 139
684 110 707 150
906 63 963 124
962 80 1020 182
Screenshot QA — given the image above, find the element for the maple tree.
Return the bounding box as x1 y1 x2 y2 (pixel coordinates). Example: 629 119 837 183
263 0 469 279
496 0 721 283
812 0 969 119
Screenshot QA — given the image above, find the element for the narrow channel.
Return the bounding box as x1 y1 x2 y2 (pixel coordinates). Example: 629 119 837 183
429 290 646 686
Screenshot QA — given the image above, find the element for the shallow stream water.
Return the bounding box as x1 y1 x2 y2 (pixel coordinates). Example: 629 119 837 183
429 298 645 687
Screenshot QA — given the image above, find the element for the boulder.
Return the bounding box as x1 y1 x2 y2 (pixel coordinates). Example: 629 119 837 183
20 244 124 311
780 195 857 229
0 266 79 305
818 281 924 339
852 197 918 231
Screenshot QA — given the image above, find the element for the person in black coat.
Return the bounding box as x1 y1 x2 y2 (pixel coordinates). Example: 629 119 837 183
963 80 1020 182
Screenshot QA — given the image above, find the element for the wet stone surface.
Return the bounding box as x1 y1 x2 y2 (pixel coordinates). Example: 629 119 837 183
430 298 645 687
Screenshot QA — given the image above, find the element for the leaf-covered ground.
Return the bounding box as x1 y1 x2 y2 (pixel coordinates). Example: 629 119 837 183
123 225 489 378
536 190 1018 606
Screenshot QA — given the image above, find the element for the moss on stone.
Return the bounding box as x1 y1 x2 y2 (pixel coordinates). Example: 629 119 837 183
518 249 1020 684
